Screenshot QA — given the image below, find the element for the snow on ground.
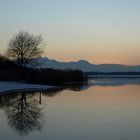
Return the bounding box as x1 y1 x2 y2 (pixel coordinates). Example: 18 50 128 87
0 81 55 94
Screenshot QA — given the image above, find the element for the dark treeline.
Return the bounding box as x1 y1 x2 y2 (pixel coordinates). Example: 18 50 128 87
0 55 24 81
26 68 87 85
0 55 87 84
0 55 17 68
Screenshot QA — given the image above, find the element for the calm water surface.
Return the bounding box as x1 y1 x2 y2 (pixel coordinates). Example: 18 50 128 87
0 78 140 140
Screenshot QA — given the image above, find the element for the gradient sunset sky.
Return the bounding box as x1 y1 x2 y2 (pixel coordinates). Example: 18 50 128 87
0 0 140 65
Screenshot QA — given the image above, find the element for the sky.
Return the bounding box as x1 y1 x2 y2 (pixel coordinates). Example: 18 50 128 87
0 0 140 65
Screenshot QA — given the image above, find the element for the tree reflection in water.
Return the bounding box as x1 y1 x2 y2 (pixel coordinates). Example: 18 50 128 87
2 92 43 136
0 88 63 136
0 84 87 136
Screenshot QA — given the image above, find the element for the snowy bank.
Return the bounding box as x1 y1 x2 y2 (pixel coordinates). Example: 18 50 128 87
0 81 55 94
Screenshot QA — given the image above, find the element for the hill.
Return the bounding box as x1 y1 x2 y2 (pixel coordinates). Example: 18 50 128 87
32 57 140 72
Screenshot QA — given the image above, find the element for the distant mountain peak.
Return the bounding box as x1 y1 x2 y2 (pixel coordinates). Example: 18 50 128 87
77 60 90 64
33 57 140 72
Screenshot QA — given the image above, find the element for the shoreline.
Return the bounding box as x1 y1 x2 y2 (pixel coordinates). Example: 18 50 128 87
1 78 140 95
0 81 56 95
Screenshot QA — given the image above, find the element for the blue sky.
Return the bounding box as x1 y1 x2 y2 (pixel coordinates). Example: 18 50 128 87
0 0 140 64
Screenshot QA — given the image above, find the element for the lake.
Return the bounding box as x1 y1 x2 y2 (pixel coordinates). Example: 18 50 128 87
0 78 140 140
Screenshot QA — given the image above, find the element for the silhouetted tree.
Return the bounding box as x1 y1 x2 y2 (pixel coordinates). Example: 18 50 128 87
7 31 44 68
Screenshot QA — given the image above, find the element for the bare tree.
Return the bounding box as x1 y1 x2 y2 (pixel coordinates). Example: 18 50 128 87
7 31 44 68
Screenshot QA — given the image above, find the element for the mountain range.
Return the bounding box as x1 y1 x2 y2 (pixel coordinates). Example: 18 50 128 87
33 57 140 72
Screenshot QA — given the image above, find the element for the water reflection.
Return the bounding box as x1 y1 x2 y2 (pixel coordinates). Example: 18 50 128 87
0 79 140 138
0 92 43 136
89 78 140 86
0 86 82 136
